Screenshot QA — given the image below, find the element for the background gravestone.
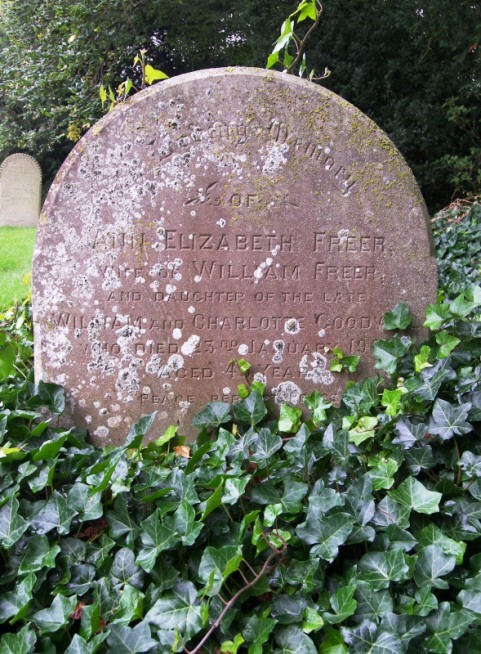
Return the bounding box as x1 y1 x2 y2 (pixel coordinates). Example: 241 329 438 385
33 67 437 445
0 154 42 227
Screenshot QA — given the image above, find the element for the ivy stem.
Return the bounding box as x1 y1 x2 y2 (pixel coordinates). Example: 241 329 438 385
454 436 462 485
184 546 285 654
286 1 323 75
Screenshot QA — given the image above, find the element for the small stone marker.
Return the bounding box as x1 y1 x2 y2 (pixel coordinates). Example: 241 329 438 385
33 68 437 445
0 154 42 227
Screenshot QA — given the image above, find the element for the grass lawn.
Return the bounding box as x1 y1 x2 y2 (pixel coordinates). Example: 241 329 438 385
0 227 37 308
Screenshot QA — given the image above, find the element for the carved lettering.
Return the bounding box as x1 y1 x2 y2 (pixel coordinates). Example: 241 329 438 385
91 230 145 251
314 263 377 281
165 230 295 252
313 233 386 253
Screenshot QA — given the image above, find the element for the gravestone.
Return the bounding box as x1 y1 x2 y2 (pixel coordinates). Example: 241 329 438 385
32 67 437 445
0 154 42 227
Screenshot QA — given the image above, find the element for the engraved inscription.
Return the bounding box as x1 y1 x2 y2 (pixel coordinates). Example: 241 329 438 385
164 231 295 252
33 68 437 445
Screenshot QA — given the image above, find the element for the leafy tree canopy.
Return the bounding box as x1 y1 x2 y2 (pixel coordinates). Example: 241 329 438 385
0 0 479 210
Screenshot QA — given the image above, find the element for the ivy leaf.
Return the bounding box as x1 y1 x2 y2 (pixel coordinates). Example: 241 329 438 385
355 583 393 621
198 545 243 595
413 586 438 616
428 398 473 439
381 389 405 416
405 358 455 401
222 477 250 506
29 491 77 535
323 585 357 624
192 402 231 429
145 581 204 640
373 496 411 529
267 52 280 69
304 391 331 423
270 593 307 624
319 628 348 653
435 330 460 358
278 404 302 433
65 634 107 654
383 303 413 330
349 416 378 446
233 392 267 426
388 478 441 515
106 494 139 545
250 429 283 465
18 535 60 575
125 412 157 448
144 64 168 84
221 633 245 654
201 482 223 520
0 625 37 654
342 620 403 654
281 479 309 513
414 345 432 372
297 1 317 22
136 510 179 571
112 584 144 625
449 286 481 318
106 621 157 654
297 513 354 562
156 425 178 448
273 18 294 53
393 418 427 449
342 377 380 413
384 525 418 552
302 607 324 633
79 595 101 638
368 458 398 490
0 497 28 548
358 549 409 590
67 483 103 522
32 431 69 462
0 572 35 623
424 602 474 652
173 500 203 545
112 548 145 589
274 626 317 654
417 524 466 564
424 303 452 330
414 546 457 589
322 423 350 461
32 594 77 635
242 615 277 654
372 335 413 374
35 381 65 415
457 588 481 615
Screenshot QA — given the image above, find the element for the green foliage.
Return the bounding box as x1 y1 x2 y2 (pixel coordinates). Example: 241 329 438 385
267 0 330 80
2 286 481 651
99 50 168 111
432 200 481 296
311 0 481 211
0 0 289 188
1 0 479 208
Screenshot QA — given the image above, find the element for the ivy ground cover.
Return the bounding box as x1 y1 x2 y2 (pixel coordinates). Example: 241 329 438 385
1 203 481 652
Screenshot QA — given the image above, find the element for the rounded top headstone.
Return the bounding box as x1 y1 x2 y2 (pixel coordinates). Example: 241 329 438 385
33 67 437 445
0 153 42 227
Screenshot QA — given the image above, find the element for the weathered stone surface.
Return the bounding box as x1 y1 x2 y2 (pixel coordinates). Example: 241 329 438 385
32 67 437 445
0 154 42 227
